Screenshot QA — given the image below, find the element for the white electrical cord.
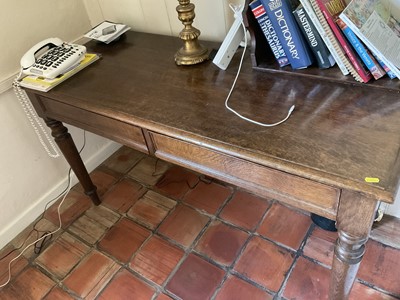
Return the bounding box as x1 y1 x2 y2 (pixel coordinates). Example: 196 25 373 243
13 71 60 158
0 178 71 288
0 130 87 288
224 4 295 127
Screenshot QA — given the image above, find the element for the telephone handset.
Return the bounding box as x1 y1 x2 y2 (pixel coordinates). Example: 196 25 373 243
14 37 87 158
20 37 86 79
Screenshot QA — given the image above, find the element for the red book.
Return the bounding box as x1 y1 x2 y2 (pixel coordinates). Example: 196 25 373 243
315 0 372 83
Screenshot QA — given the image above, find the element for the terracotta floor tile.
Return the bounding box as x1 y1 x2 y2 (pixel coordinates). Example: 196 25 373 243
68 214 108 245
166 253 225 300
130 235 184 285
195 220 249 266
303 226 337 267
35 232 90 280
215 275 273 300
219 190 270 231
101 178 145 213
101 146 144 174
371 215 400 249
127 190 176 230
156 293 174 300
98 269 155 300
258 203 312 250
350 281 399 300
0 267 54 300
10 218 59 258
234 236 294 292
128 156 170 186
183 181 232 214
98 218 151 262
63 250 120 299
43 286 75 300
156 166 200 200
0 245 28 286
68 205 119 245
73 169 119 197
283 257 330 300
358 240 400 295
84 204 120 228
158 204 209 248
44 189 92 228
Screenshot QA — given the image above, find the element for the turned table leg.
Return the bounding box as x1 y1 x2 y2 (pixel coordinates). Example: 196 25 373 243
329 190 378 299
45 118 101 205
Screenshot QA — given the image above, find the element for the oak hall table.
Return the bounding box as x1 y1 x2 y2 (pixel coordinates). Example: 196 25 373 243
25 31 400 299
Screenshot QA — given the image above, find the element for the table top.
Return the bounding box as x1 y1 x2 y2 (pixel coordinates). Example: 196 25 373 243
34 31 400 203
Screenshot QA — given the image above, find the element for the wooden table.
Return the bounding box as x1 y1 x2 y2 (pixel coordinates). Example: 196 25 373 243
26 31 400 299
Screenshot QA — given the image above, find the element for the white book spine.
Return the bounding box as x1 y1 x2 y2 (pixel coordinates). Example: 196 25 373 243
339 13 400 80
299 0 349 75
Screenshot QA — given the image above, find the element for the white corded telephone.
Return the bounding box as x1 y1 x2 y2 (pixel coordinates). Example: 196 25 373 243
20 37 86 79
14 38 87 158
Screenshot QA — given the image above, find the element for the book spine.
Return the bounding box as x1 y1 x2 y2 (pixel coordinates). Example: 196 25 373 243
373 53 396 79
339 12 400 80
249 0 290 67
337 19 386 80
299 0 349 75
260 0 314 69
293 5 335 69
316 0 372 82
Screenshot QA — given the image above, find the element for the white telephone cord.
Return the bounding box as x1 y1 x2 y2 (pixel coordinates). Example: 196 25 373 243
224 4 295 127
13 72 60 158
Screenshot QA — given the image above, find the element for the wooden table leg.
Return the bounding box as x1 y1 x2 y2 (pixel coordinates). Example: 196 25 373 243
329 190 378 299
45 118 101 205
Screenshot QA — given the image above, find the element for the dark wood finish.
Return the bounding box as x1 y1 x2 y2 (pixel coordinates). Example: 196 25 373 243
330 190 378 299
25 31 400 299
45 118 100 205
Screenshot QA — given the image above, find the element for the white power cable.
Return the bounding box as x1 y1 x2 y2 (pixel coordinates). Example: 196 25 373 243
0 179 71 288
224 4 295 127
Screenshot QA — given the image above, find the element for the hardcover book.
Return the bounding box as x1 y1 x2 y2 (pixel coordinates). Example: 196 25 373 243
299 0 349 75
337 18 386 80
293 4 336 68
316 0 373 82
249 0 290 67
340 0 400 79
260 0 314 69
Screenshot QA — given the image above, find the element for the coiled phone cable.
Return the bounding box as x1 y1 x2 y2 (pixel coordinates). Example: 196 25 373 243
13 71 60 158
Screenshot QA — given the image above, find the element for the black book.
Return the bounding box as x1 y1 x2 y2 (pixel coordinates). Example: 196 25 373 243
293 4 335 69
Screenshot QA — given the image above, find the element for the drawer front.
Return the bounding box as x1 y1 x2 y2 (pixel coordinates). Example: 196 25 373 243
38 96 148 153
151 133 340 219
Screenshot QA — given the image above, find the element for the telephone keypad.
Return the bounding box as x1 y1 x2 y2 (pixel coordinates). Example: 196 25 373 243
29 43 86 78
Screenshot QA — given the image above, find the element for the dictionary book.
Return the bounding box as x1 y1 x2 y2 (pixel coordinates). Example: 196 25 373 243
249 0 290 67
260 0 314 69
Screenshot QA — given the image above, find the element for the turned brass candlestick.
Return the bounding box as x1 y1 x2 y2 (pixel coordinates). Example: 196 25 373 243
175 0 208 65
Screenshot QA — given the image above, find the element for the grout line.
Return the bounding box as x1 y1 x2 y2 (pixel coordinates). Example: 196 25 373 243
274 223 316 299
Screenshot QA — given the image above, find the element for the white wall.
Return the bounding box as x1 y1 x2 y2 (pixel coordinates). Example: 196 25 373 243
0 0 399 249
0 0 120 250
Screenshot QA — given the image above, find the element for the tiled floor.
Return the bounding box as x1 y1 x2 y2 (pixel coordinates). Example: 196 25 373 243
1 146 400 299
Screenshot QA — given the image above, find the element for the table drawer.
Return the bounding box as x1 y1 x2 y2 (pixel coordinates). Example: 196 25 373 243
151 133 340 219
36 96 148 153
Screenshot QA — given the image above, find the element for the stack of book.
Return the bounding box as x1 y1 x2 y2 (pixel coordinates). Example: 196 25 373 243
19 53 100 92
249 0 400 82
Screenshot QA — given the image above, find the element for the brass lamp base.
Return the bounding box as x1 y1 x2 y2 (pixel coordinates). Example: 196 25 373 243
175 0 208 65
